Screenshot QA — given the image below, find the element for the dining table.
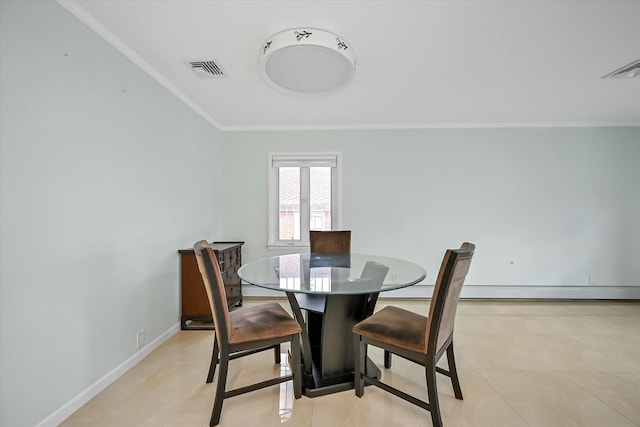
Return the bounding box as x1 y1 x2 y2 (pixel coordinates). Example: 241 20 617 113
238 252 426 397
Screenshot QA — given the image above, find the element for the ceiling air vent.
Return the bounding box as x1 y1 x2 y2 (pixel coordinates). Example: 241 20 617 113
602 59 640 79
189 60 225 78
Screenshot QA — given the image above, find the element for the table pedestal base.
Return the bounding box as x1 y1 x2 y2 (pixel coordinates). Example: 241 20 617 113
302 357 380 397
286 292 380 397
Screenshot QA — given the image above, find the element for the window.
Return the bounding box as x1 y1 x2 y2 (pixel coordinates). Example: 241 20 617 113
268 153 341 248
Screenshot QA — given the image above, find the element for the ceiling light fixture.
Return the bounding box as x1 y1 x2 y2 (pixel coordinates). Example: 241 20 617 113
260 28 355 94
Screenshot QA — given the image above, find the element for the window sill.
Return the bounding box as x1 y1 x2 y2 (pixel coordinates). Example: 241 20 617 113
267 243 310 250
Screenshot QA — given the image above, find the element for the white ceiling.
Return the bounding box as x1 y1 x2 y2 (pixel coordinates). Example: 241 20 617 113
60 0 640 131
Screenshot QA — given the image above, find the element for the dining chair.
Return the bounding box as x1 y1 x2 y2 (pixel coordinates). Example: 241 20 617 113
352 242 475 427
309 230 351 253
193 240 302 427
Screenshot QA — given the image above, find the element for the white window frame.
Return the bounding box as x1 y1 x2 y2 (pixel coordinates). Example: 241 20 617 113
267 152 342 249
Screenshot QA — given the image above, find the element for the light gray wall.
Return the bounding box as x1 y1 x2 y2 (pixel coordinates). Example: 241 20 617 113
0 2 224 426
222 128 640 297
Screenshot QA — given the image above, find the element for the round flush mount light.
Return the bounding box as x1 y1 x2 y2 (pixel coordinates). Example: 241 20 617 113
260 28 355 94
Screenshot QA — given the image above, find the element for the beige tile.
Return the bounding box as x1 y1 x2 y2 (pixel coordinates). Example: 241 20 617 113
318 388 421 427
440 370 529 427
456 329 640 372
218 386 311 427
456 314 639 337
454 331 528 370
456 314 522 335
481 370 637 427
565 371 640 424
350 364 527 427
61 300 640 427
570 333 640 372
507 332 593 371
456 301 640 317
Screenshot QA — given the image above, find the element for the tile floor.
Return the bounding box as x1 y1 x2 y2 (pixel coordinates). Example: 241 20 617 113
61 299 640 427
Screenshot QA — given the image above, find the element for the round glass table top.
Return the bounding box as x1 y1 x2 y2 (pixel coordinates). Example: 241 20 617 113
238 253 426 295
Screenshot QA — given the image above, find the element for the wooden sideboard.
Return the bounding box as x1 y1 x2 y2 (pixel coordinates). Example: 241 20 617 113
178 241 244 330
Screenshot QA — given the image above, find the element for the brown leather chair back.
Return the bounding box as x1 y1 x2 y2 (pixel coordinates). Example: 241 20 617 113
194 240 231 348
426 242 475 353
309 230 351 254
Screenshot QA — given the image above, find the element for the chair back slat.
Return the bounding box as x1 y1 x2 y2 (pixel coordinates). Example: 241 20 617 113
194 240 231 348
310 230 351 254
426 242 475 353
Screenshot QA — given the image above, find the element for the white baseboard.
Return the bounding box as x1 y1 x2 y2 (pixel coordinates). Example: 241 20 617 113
243 283 640 300
35 323 181 427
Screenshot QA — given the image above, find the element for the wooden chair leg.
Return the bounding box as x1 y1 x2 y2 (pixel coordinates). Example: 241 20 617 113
210 351 229 427
354 335 365 397
274 344 281 364
290 336 302 399
425 361 443 427
207 337 219 383
446 342 463 400
384 350 392 369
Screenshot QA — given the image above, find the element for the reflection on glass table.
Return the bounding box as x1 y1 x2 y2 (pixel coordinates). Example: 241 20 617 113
239 253 426 397
244 253 425 294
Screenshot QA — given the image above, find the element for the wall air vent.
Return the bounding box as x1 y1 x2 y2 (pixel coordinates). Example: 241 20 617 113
602 59 640 79
189 60 225 78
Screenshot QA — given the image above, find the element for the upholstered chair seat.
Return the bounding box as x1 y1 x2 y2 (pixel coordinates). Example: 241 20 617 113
228 302 301 345
353 306 427 354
